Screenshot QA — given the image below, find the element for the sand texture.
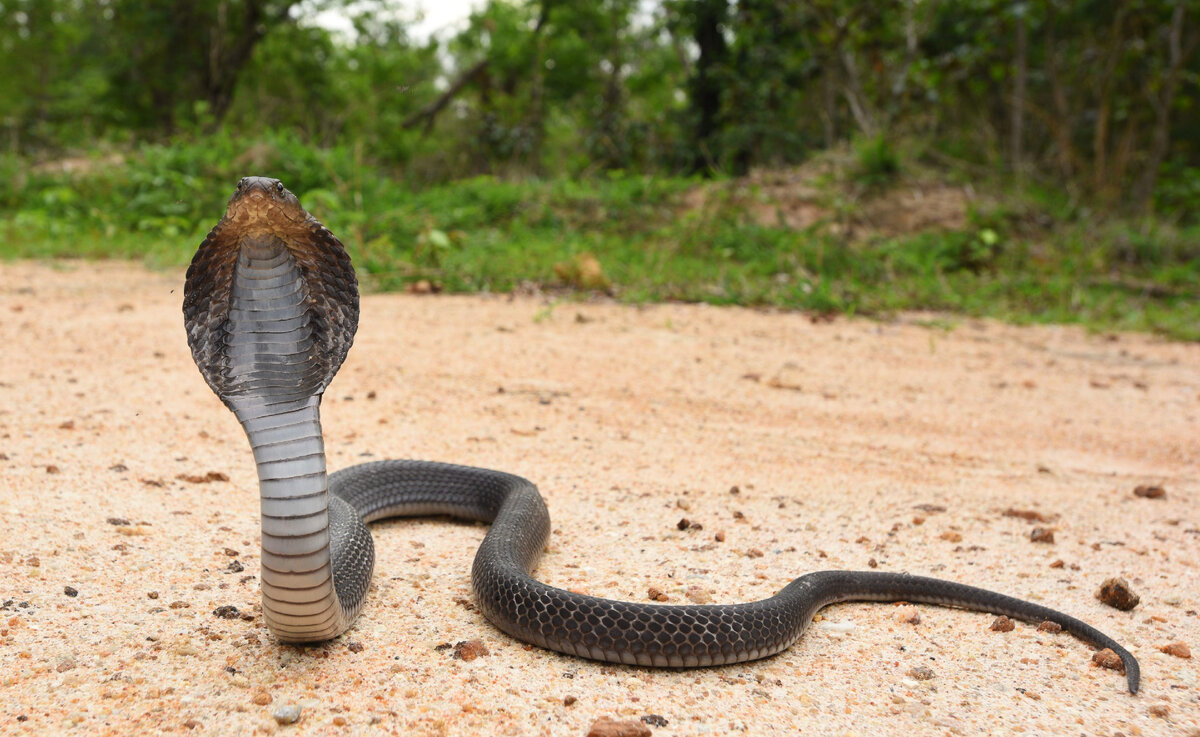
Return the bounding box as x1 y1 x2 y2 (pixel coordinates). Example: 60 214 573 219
0 260 1197 736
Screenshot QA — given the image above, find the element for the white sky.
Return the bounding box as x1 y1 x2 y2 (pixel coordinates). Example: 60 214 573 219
311 0 483 41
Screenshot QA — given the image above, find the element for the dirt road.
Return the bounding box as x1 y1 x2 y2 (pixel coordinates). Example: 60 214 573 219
0 260 1196 735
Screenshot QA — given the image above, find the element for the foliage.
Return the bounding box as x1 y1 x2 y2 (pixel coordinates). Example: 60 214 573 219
2 134 1197 340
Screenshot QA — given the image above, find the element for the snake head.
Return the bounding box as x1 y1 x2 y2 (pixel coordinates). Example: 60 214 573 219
224 176 309 235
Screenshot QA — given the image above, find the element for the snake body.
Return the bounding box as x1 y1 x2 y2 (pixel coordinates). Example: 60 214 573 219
183 177 1140 692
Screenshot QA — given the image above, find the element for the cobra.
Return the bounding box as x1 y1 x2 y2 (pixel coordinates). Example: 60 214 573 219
182 177 1140 693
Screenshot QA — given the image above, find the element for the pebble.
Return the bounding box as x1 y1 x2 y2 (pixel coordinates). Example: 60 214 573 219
1133 485 1166 499
252 692 272 706
452 639 489 661
1095 578 1140 611
908 665 935 681
641 714 668 727
646 587 669 602
63 586 78 597
894 606 920 624
1091 648 1125 673
990 616 1015 632
1148 704 1170 718
586 716 651 737
273 704 302 725
939 531 962 543
685 586 712 604
1158 642 1191 659
1029 527 1055 544
1036 620 1063 633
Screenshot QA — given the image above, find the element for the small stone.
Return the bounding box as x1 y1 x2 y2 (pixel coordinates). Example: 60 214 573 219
641 714 669 727
745 548 764 558
1049 559 1065 568
867 558 878 568
1133 485 1166 499
1148 704 1170 718
1004 508 1050 523
346 642 364 653
586 716 651 737
106 517 131 526
452 639 489 661
63 586 78 597
273 705 302 725
908 665 935 680
895 606 920 624
252 692 272 706
1158 642 1191 659
212 605 241 619
147 591 159 599
332 716 347 726
714 531 725 542
1029 527 1055 543
1037 620 1063 633
646 587 669 602
990 615 1015 632
685 586 712 604
183 719 200 729
563 695 577 706
940 531 962 543
1092 648 1125 673
223 548 239 557
1096 577 1140 611
676 498 690 511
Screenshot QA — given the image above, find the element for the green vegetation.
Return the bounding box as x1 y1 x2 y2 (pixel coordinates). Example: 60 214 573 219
3 133 1196 339
2 1 1198 339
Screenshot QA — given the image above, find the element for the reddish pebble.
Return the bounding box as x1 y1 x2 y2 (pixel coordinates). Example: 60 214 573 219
1092 648 1125 673
1158 642 1191 659
1029 527 1055 544
990 615 1015 632
1133 485 1166 499
586 716 651 737
1095 577 1140 611
1037 621 1063 633
452 639 489 661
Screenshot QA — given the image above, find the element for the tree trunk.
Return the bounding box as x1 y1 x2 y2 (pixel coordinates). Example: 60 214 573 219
205 0 294 124
1010 4 1026 181
1043 9 1075 181
1133 2 1196 212
524 0 554 173
689 0 729 175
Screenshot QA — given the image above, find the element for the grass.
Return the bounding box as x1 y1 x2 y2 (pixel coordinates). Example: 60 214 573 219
2 134 1197 341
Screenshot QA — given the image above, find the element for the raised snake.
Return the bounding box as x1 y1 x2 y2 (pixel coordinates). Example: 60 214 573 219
182 177 1140 693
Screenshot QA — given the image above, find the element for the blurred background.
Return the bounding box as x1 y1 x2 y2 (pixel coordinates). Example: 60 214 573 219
1 0 1197 337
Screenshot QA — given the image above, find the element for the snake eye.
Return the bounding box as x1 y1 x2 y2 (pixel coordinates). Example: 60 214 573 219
274 181 285 195
237 178 247 191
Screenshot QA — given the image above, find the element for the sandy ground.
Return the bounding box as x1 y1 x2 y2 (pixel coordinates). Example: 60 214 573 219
0 260 1197 737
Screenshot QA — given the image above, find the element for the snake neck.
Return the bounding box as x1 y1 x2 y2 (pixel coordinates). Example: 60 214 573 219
227 239 348 641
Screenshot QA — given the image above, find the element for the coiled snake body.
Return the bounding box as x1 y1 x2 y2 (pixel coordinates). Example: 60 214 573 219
183 178 1140 692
